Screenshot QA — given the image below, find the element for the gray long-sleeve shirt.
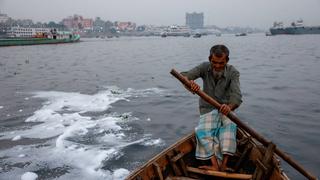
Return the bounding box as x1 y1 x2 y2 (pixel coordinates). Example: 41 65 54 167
181 62 242 115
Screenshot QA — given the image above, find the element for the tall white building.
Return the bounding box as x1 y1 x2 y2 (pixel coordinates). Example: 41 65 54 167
0 13 9 23
186 12 204 29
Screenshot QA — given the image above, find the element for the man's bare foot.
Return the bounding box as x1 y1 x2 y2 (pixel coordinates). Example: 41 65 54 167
225 167 235 173
220 165 235 172
198 165 219 171
220 164 227 172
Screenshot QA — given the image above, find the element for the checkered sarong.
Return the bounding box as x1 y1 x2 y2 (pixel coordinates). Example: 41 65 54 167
195 110 237 161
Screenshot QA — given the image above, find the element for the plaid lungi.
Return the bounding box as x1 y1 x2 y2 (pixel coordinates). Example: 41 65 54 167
195 110 237 161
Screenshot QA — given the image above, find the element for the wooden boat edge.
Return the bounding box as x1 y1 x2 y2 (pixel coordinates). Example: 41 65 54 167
126 129 290 180
126 132 195 179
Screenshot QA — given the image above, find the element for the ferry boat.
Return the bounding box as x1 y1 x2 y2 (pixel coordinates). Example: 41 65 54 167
270 20 320 35
0 27 80 46
161 25 191 37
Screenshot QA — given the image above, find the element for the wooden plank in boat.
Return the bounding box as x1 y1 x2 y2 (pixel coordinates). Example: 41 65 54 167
165 176 198 180
186 166 252 179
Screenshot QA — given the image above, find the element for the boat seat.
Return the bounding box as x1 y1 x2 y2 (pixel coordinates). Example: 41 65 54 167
165 176 199 180
186 166 252 179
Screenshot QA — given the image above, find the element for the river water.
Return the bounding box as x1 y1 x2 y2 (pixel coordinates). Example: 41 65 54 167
0 34 319 179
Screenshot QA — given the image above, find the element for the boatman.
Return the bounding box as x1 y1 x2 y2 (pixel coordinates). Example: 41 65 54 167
181 44 242 171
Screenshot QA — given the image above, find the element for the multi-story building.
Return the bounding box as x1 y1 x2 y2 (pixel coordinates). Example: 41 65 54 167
62 15 93 30
62 17 73 29
16 19 34 27
82 19 93 30
117 22 136 31
186 12 204 29
0 13 9 23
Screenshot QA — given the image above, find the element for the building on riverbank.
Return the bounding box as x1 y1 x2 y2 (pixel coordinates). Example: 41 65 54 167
186 12 204 29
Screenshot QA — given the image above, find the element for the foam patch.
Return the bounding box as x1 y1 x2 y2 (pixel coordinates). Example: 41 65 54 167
0 87 166 179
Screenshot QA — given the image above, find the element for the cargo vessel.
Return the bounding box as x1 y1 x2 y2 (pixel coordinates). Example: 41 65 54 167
269 20 320 35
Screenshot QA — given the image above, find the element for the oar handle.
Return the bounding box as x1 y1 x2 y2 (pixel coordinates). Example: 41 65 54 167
170 68 317 180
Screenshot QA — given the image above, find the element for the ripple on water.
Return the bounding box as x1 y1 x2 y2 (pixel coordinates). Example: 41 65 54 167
271 86 290 90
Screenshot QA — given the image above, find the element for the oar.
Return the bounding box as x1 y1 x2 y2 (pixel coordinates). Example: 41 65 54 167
170 69 316 180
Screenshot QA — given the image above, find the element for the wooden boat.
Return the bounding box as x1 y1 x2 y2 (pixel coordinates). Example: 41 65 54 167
126 128 289 180
126 69 316 180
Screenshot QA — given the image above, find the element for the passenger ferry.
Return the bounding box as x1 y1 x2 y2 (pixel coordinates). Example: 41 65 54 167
0 27 80 46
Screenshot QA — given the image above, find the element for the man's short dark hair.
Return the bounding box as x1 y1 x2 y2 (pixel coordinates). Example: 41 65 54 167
209 44 230 62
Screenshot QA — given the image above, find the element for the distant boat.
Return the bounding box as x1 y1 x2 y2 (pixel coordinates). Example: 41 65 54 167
160 32 167 38
265 32 273 36
0 28 80 46
270 20 320 35
193 33 201 38
235 33 247 36
161 25 191 37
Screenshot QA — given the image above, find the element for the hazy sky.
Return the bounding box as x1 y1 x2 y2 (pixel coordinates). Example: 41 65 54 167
1 0 320 29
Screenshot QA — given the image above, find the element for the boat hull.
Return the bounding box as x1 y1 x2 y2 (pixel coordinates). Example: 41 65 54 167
0 35 80 46
126 128 289 180
270 26 320 35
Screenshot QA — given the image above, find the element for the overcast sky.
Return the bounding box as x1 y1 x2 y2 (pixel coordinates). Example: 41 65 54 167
1 0 320 29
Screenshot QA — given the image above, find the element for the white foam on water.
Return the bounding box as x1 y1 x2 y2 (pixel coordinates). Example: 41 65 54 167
18 154 26 158
0 87 167 180
30 89 127 113
126 87 167 97
0 105 3 109
21 172 38 180
113 168 130 180
141 138 165 146
12 135 22 141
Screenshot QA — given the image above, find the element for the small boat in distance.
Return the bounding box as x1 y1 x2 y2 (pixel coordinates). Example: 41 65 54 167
265 32 273 36
193 33 201 38
126 128 289 180
160 32 167 38
235 33 247 36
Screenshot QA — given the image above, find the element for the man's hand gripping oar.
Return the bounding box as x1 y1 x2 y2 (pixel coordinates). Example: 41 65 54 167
183 77 232 116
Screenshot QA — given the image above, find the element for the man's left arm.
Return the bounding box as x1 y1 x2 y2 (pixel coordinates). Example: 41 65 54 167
228 70 242 110
220 70 242 115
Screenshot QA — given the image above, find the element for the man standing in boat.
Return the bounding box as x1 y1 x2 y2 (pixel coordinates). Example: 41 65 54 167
181 44 242 171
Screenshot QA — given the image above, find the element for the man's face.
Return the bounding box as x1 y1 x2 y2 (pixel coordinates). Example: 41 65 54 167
210 54 227 72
